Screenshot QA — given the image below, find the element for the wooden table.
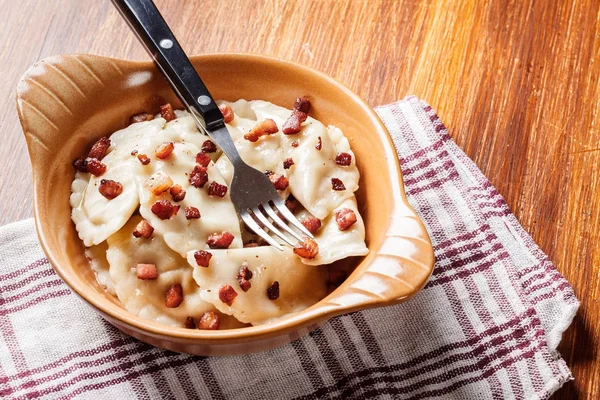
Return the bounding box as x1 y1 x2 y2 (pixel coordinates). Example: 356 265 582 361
1 1 598 397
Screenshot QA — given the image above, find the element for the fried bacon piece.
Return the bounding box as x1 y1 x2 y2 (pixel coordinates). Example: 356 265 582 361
195 152 211 167
331 178 346 191
244 119 279 142
160 103 176 122
293 237 319 259
208 181 228 197
315 136 322 150
189 165 209 188
282 111 307 135
145 170 173 196
151 200 179 220
169 184 186 202
73 158 88 173
285 194 299 213
301 216 322 234
130 112 154 124
219 285 238 306
133 219 154 238
291 140 299 148
201 140 217 153
269 174 289 191
155 142 174 159
198 312 220 330
335 152 352 166
185 206 201 220
293 96 311 113
98 179 123 200
165 284 183 308
136 264 158 280
185 317 196 329
86 158 107 176
335 208 357 230
283 158 294 169
193 250 212 268
207 231 235 249
266 281 280 300
88 137 111 160
236 263 253 292
219 103 235 123
137 153 151 165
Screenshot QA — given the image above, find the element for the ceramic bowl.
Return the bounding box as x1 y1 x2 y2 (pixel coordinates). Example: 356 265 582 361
16 53 434 356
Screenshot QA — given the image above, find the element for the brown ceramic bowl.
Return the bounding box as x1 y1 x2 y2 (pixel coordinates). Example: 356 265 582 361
16 54 434 356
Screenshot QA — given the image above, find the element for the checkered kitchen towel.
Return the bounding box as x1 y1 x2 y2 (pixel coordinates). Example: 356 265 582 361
0 96 579 399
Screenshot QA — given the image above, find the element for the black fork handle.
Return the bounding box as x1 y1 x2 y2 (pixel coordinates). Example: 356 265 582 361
111 0 225 131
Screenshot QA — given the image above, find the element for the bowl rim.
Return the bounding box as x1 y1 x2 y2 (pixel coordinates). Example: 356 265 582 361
17 52 434 343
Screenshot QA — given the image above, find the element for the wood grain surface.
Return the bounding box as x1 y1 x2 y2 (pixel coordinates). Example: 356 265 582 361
1 0 598 397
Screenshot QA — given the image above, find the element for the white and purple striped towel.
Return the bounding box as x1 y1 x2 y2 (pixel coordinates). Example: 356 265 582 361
0 97 578 399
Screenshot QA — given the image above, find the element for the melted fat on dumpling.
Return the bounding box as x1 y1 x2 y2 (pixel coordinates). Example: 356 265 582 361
135 141 243 256
298 197 368 266
187 247 328 325
107 216 244 328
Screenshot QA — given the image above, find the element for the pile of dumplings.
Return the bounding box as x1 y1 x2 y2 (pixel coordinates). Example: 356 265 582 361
70 98 368 329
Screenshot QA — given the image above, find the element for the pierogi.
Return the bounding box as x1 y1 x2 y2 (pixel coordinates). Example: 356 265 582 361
70 98 369 330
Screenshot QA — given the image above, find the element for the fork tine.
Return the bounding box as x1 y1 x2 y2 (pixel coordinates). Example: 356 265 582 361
262 203 306 241
251 207 296 246
270 200 314 238
240 211 283 250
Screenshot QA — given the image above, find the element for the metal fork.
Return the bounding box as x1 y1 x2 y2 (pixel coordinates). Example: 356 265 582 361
112 0 313 249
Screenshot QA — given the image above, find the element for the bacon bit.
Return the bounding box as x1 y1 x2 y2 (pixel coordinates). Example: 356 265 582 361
137 153 151 165
293 96 311 113
185 316 196 329
236 263 253 292
244 119 279 142
315 136 322 150
98 179 122 199
86 158 107 176
266 281 280 300
291 140 299 148
285 195 299 213
185 206 201 220
243 240 259 248
301 216 322 234
201 140 217 153
151 199 179 220
218 285 237 306
335 152 352 166
160 103 175 122
269 174 289 190
136 263 158 280
145 170 173 196
131 150 138 156
198 311 220 330
335 208 357 230
189 165 209 188
165 284 183 308
195 152 211 167
208 181 228 197
331 178 346 191
73 158 88 173
130 112 154 124
88 137 111 160
283 158 294 169
329 269 348 287
293 237 319 259
264 170 274 177
282 110 307 135
207 231 235 249
155 142 174 159
133 219 154 238
169 184 186 202
219 103 235 123
193 250 212 268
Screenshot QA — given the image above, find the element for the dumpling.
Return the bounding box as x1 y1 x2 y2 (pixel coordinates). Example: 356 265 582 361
187 246 328 325
297 197 368 266
134 140 243 256
107 216 243 329
85 242 116 295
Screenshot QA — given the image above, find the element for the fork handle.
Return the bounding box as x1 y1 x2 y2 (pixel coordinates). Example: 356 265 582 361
112 0 243 165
